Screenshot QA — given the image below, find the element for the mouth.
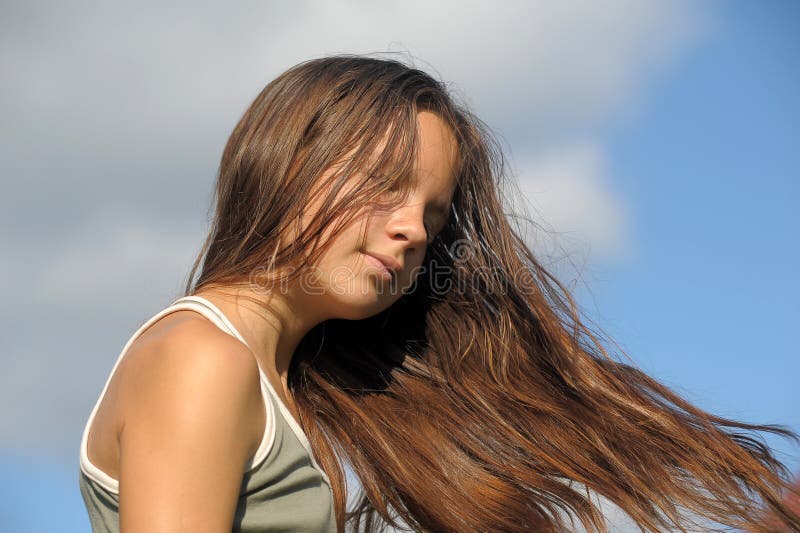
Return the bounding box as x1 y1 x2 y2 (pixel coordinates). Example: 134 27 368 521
362 251 400 282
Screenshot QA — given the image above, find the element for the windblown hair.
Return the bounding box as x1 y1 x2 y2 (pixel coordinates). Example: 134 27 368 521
182 54 800 532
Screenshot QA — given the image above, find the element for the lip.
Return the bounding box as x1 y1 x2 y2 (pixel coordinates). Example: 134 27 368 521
363 251 403 279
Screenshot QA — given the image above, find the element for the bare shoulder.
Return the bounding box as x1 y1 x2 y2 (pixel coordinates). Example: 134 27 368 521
116 314 267 531
117 312 265 465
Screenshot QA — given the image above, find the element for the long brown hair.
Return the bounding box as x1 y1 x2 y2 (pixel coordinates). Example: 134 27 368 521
181 54 800 532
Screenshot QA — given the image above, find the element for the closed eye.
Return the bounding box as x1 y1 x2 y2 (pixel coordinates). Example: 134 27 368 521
424 219 446 246
426 207 450 244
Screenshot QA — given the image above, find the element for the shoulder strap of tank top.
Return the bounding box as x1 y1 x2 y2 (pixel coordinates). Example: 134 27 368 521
169 295 251 349
167 296 278 473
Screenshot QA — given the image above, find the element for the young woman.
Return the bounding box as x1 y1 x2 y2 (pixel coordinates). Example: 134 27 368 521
79 55 800 532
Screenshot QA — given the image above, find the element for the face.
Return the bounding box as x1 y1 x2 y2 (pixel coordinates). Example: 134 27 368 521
297 110 459 320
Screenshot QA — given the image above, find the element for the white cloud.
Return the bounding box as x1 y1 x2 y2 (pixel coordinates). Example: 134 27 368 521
34 213 202 312
510 141 634 270
1 1 709 162
0 0 710 488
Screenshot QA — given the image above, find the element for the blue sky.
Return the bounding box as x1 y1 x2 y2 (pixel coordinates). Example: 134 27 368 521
0 1 797 531
590 0 799 476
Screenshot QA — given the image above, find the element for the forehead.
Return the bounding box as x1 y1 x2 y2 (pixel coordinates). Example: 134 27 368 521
413 111 459 194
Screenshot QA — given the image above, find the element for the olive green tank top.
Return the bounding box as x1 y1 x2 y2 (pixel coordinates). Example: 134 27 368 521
78 295 336 532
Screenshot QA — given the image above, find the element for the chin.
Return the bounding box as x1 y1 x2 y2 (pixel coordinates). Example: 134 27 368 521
329 289 397 321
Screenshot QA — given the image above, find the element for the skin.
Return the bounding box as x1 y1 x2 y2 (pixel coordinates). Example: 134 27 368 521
91 110 458 532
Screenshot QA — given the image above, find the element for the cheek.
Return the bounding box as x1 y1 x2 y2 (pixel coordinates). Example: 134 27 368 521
312 226 373 283
310 208 373 264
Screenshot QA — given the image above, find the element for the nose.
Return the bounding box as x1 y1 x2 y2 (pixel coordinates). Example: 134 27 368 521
385 205 427 249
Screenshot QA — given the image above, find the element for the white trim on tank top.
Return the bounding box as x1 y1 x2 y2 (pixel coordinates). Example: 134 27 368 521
78 297 281 494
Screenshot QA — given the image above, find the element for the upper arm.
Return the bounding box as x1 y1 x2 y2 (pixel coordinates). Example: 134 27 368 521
117 325 264 533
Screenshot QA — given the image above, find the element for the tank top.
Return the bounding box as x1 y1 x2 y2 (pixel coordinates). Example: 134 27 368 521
78 295 337 532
